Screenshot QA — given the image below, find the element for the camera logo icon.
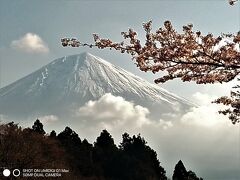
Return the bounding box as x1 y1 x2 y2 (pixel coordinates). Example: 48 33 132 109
3 169 11 177
13 169 21 177
2 168 20 177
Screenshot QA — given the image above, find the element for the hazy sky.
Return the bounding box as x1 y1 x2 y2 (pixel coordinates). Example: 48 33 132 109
0 0 240 179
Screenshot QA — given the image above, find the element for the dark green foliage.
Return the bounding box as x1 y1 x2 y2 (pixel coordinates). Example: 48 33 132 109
32 119 45 134
93 130 118 178
119 133 167 180
0 122 75 180
50 130 57 138
58 126 81 145
187 170 201 180
173 160 188 180
0 120 203 180
172 160 203 180
57 127 95 176
94 129 116 149
187 170 203 180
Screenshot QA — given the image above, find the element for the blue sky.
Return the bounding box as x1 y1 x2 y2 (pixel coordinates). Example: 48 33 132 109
0 0 239 179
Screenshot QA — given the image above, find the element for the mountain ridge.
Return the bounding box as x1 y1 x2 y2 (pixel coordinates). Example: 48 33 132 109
0 52 194 120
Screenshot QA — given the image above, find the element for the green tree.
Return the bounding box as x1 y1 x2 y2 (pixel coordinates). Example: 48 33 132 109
50 130 57 138
57 127 96 177
94 129 116 149
173 160 203 180
57 126 81 145
120 133 167 180
0 122 73 179
32 119 45 135
93 130 118 178
187 170 203 180
173 160 188 180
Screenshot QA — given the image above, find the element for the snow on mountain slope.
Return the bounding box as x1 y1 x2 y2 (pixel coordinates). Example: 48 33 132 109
0 52 194 120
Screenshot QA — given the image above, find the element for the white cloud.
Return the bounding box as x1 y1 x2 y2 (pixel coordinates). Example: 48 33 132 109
181 104 229 127
39 115 58 125
159 119 173 130
75 93 173 136
201 80 237 98
11 33 49 53
77 93 151 130
181 92 231 127
192 92 217 105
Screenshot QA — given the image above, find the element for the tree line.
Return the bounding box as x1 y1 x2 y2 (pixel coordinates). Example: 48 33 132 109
0 119 202 180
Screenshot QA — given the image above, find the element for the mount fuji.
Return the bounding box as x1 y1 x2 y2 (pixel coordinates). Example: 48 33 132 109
0 52 194 121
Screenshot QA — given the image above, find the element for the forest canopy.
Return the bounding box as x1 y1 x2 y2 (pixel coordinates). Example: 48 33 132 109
0 120 203 180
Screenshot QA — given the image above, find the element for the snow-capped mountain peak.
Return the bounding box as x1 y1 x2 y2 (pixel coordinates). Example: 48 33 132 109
0 52 194 119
